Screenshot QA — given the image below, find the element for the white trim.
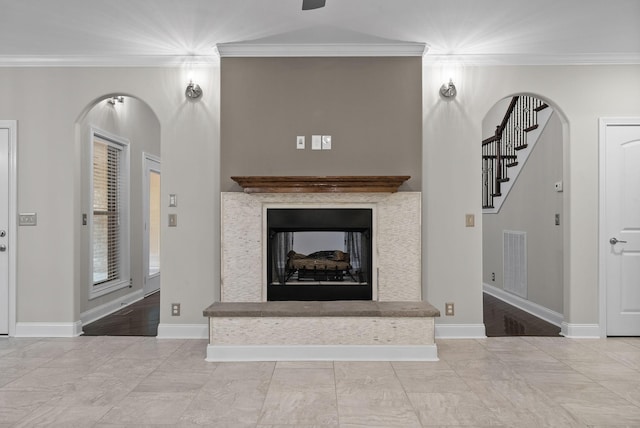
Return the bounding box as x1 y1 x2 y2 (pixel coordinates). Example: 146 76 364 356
80 288 144 327
216 43 428 58
142 153 161 296
205 344 438 362
0 55 218 67
15 321 83 337
157 323 208 339
598 117 640 338
435 323 487 339
424 53 640 66
560 322 601 339
0 52 638 68
88 127 131 300
483 283 564 327
0 121 17 336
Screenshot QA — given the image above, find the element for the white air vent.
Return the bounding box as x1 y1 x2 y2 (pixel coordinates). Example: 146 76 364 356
503 230 527 298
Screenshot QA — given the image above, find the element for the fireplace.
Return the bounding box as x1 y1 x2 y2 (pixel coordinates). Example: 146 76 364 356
267 208 373 301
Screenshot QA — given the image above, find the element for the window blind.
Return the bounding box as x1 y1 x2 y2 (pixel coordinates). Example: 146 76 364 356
93 139 122 285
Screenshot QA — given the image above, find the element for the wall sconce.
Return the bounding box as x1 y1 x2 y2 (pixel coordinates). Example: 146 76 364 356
107 96 124 105
185 80 203 99
439 79 457 98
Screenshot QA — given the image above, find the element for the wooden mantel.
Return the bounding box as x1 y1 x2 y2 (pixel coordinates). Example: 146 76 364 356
231 176 410 193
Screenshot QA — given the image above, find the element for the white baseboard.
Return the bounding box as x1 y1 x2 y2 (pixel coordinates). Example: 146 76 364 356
157 323 208 339
560 322 601 338
15 321 83 337
206 344 439 362
435 323 487 339
483 283 564 327
80 289 144 326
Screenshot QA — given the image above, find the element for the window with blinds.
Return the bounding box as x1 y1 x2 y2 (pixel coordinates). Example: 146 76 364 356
91 134 129 295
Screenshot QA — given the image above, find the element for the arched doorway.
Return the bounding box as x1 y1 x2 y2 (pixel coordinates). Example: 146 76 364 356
75 95 161 336
481 94 567 337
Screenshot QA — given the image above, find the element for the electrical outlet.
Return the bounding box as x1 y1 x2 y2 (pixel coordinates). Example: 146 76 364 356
445 302 455 316
492 272 495 281
171 303 181 316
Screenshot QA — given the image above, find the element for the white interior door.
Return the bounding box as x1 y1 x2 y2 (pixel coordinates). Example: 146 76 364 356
143 154 161 296
0 122 16 336
0 128 9 334
603 120 640 336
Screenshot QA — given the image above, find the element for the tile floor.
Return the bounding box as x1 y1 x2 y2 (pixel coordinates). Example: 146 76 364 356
1 336 639 427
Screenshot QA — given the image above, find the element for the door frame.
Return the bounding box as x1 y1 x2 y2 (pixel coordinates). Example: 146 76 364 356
598 117 640 337
142 152 161 296
0 120 17 336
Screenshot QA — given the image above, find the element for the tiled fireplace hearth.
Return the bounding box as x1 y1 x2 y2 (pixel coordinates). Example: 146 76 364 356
205 177 439 361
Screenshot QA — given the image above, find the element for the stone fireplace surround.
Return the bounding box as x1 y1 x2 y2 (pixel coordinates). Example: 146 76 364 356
207 177 439 361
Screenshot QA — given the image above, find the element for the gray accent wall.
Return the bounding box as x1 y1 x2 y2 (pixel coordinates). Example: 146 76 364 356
220 57 422 191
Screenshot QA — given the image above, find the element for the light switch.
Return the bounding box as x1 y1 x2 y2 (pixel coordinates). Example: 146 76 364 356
169 194 177 207
311 135 322 150
19 213 37 226
296 136 305 149
465 214 475 227
322 135 332 150
168 214 177 227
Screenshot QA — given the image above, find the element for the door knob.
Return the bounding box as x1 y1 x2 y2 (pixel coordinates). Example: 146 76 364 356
0 244 6 252
610 237 627 245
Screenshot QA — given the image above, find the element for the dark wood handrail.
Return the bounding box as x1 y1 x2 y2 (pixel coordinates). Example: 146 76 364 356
499 96 520 134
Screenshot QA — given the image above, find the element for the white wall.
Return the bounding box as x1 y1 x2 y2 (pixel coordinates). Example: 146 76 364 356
482 110 564 314
0 66 219 329
78 97 160 313
0 63 638 334
423 64 640 329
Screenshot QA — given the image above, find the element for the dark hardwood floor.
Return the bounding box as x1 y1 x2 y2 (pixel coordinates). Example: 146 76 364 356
82 291 160 336
483 292 561 337
82 290 560 338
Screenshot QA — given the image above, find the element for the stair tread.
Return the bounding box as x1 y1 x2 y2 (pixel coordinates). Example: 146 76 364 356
524 125 539 132
514 144 528 151
497 178 510 182
482 154 517 159
506 162 519 167
534 103 549 112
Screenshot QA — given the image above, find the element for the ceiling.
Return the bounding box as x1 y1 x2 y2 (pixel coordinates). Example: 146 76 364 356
1 0 639 66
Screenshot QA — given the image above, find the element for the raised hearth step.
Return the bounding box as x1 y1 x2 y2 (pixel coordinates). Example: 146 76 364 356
203 300 440 318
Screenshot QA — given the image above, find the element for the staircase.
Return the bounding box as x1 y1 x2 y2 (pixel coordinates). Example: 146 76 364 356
482 96 552 212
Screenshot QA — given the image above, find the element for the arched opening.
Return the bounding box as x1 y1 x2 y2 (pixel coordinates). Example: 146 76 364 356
75 94 161 336
481 93 569 337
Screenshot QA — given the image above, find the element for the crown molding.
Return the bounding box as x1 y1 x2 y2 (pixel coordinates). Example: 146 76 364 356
424 52 640 65
0 55 219 67
215 42 428 58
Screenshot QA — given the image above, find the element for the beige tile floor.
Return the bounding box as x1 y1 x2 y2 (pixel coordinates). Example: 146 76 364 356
0 336 639 427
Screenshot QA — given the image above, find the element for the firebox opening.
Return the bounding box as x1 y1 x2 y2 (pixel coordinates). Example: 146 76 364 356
267 208 373 301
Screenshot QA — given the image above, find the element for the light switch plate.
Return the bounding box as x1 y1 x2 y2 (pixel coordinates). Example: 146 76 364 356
169 194 177 207
311 135 322 150
168 214 177 227
296 136 305 149
465 214 475 227
322 135 332 150
19 213 37 226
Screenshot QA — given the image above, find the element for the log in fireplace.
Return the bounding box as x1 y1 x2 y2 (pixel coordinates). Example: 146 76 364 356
267 208 373 301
